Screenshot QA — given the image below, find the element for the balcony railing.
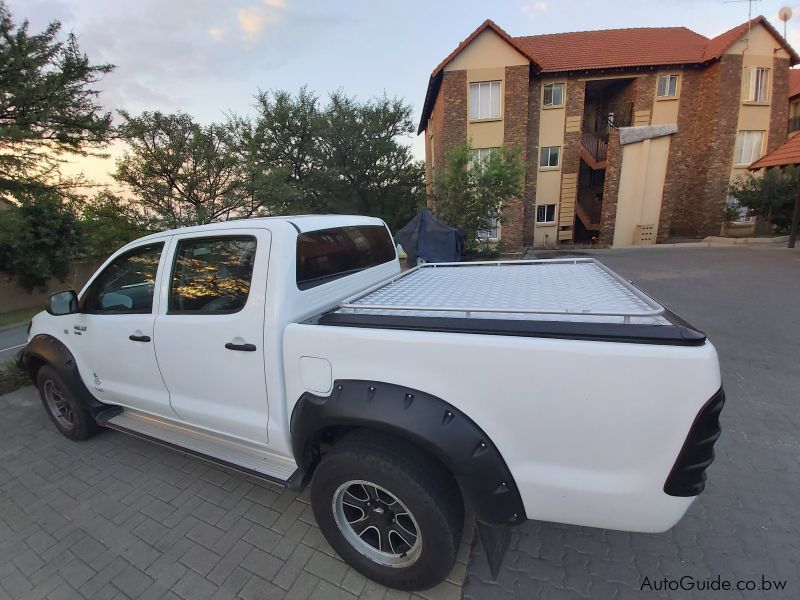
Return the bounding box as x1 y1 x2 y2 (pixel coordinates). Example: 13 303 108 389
581 131 608 163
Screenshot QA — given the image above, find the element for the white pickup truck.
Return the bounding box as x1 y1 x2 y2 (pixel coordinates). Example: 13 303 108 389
20 215 724 590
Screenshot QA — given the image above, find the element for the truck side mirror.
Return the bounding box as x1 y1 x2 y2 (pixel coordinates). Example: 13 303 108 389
47 290 79 315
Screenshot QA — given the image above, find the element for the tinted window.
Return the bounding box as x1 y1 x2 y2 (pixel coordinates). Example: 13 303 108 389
169 236 256 313
83 243 163 314
297 225 395 290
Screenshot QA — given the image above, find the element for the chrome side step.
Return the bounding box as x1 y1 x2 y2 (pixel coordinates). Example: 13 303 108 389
105 410 297 484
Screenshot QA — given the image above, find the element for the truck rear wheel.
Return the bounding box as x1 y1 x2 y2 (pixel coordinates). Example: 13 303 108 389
310 430 463 590
37 365 99 441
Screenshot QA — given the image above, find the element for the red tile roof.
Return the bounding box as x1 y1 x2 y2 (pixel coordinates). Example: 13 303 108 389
748 133 800 169
419 16 800 133
704 16 798 62
790 69 800 98
514 27 709 73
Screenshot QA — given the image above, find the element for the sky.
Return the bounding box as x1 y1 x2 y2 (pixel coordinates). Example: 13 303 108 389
12 0 800 187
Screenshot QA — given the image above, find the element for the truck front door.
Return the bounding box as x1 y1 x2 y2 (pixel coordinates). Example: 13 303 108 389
73 240 176 417
154 229 271 444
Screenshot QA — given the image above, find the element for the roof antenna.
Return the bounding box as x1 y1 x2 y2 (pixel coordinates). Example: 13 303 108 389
779 6 792 39
723 0 761 41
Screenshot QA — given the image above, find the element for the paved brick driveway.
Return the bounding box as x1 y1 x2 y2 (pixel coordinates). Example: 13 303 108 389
3 246 799 600
0 387 472 600
465 246 800 599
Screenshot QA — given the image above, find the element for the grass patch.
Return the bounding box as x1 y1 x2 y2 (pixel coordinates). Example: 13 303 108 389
0 358 30 396
0 306 41 328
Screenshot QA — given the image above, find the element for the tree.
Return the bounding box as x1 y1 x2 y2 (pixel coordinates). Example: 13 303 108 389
728 167 799 232
431 142 525 253
79 191 152 259
114 111 266 229
0 2 113 196
320 91 424 231
0 188 82 291
247 88 425 230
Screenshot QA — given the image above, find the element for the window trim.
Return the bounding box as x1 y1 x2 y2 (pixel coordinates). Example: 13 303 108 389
167 235 258 316
539 146 561 170
656 74 680 100
536 204 557 225
468 80 502 122
477 213 501 241
80 242 165 315
745 67 770 104
542 82 566 108
733 130 765 167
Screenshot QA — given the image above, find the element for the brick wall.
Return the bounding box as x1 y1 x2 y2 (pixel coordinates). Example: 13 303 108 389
559 78 586 242
769 57 790 152
502 65 530 253
523 76 542 246
439 70 468 171
665 55 743 238
599 130 621 245
659 66 703 241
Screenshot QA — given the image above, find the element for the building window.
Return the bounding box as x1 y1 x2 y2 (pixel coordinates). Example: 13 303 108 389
539 146 560 168
543 83 565 107
657 75 679 98
536 204 557 224
747 67 770 103
469 81 501 120
469 147 498 169
733 130 764 165
726 195 754 224
477 214 499 240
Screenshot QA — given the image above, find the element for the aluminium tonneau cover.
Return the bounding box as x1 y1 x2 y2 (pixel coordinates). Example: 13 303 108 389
316 259 707 346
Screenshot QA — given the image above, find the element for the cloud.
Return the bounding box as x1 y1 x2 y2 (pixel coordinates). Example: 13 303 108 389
521 1 548 14
237 4 281 41
208 27 226 42
264 0 285 7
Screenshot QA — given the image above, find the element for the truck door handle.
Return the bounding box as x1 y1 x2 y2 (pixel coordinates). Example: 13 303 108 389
225 342 256 352
129 334 151 342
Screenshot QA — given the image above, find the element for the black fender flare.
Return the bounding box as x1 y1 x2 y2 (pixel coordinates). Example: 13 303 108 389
24 334 105 412
290 379 527 526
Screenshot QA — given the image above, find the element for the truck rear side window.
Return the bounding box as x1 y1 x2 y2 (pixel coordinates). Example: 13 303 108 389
169 236 256 313
297 225 395 290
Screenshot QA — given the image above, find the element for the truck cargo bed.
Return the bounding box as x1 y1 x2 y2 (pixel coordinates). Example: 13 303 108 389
314 259 707 346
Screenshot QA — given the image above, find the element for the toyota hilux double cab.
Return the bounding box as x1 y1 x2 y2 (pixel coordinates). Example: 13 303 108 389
20 215 724 590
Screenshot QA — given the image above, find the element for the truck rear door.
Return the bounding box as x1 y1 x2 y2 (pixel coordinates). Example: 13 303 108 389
154 228 272 444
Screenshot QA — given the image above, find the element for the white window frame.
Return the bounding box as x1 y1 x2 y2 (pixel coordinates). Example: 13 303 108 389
469 81 501 121
477 214 500 241
733 130 764 166
539 146 560 169
746 67 770 103
726 194 754 224
536 204 557 224
469 147 498 170
656 74 679 98
542 83 565 108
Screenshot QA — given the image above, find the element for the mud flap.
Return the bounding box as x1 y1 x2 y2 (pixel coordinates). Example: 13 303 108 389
475 519 511 579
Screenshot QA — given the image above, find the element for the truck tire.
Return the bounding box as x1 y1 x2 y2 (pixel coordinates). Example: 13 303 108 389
310 430 463 590
36 365 99 441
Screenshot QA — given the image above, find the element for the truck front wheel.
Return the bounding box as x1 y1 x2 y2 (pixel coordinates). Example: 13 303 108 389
36 365 99 441
310 430 463 590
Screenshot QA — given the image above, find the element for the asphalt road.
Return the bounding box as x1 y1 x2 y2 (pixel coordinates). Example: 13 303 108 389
0 323 28 364
465 245 800 599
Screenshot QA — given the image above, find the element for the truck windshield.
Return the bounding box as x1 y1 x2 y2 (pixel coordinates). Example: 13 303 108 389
296 225 396 290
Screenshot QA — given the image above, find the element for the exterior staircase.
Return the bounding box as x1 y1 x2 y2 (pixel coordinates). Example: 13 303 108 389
580 131 607 170
575 202 601 232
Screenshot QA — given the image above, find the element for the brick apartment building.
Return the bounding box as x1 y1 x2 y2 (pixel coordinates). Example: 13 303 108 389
419 16 799 251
